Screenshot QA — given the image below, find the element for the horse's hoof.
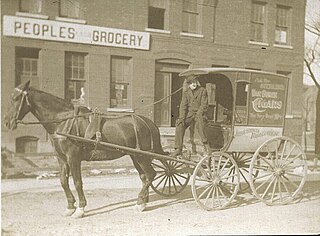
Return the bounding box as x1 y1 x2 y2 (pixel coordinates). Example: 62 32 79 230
63 208 76 217
71 207 85 218
135 203 146 212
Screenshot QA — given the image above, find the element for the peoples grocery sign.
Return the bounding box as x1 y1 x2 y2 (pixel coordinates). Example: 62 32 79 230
3 15 150 50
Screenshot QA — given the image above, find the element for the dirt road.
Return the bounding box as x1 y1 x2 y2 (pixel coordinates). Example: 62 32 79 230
2 174 320 235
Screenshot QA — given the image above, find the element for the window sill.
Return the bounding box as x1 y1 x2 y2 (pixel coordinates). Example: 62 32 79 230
273 44 293 49
107 108 134 113
145 28 171 34
248 41 269 47
16 12 49 19
180 32 204 38
55 17 86 24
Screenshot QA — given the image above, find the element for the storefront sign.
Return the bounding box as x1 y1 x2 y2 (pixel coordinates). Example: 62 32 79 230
3 15 150 50
248 73 288 126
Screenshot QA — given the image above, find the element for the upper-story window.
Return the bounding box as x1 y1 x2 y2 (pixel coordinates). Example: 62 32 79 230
182 0 200 34
250 1 266 42
110 56 132 109
16 47 40 88
20 0 42 14
60 0 80 18
275 5 291 45
148 0 169 30
65 52 86 102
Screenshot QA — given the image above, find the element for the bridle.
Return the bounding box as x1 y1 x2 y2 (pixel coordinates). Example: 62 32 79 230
14 87 31 122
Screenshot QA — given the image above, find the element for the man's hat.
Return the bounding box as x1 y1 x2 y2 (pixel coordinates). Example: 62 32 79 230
186 74 199 84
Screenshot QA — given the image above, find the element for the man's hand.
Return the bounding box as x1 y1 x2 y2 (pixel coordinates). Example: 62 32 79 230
176 118 185 127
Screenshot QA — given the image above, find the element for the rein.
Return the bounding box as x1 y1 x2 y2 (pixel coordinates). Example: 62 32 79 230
15 85 184 125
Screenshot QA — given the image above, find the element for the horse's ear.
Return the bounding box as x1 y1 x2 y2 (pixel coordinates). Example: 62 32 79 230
23 80 31 91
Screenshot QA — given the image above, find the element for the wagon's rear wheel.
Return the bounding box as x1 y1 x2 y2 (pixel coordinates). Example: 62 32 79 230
151 159 191 197
229 152 259 192
191 152 240 210
249 136 308 205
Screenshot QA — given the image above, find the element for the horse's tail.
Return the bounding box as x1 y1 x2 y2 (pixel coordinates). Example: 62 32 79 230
135 115 168 156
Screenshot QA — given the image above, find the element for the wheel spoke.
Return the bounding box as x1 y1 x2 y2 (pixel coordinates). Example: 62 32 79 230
217 158 230 175
219 164 235 178
278 178 283 202
170 176 178 193
280 140 288 161
285 172 304 178
199 183 213 199
172 174 184 187
161 176 169 193
168 176 171 194
204 186 214 206
153 172 166 181
282 144 297 165
195 177 211 183
281 175 299 188
239 169 250 186
252 172 273 181
279 176 292 198
216 187 222 208
217 155 222 173
262 176 276 199
152 162 167 170
256 174 274 192
175 172 189 180
271 177 277 203
196 183 211 191
258 155 274 169
154 174 167 188
283 153 303 169
218 185 228 201
221 173 238 180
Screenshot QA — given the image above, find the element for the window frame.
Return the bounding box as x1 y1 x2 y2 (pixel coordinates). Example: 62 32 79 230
19 0 42 14
250 1 267 43
275 5 291 45
110 56 133 109
59 0 80 19
182 0 200 34
65 52 87 102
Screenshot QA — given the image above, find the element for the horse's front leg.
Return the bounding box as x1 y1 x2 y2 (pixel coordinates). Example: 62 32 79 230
69 160 87 218
57 158 76 217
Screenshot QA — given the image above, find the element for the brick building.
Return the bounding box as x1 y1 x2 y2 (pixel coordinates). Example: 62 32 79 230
1 0 306 154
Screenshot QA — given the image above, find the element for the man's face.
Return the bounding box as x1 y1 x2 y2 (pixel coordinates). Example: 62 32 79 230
188 80 197 90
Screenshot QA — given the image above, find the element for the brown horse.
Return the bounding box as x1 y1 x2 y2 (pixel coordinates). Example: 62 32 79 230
4 81 167 218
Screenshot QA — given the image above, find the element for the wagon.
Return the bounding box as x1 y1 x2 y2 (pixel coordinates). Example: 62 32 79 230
58 68 308 211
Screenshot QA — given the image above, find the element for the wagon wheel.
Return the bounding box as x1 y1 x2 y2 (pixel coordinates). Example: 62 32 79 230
249 136 308 206
228 152 259 192
191 152 240 210
151 159 191 197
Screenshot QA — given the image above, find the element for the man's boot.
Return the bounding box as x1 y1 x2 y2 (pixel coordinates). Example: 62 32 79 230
170 148 182 158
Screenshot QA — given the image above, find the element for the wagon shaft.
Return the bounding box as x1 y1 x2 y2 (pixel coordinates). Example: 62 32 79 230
56 132 196 166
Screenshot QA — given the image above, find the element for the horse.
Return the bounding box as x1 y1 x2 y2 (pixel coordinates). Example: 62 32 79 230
4 80 167 218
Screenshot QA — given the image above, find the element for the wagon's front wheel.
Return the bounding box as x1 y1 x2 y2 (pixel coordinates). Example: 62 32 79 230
151 159 191 197
191 153 240 210
249 136 308 205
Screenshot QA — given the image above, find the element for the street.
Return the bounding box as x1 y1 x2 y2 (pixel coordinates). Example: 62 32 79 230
2 174 320 235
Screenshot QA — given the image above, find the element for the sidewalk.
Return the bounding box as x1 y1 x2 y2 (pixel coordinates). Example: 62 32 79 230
2 149 320 180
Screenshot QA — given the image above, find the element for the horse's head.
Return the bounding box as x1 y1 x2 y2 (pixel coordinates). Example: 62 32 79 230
4 81 32 130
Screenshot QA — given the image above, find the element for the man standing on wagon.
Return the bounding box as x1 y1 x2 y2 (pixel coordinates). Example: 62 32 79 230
171 75 212 158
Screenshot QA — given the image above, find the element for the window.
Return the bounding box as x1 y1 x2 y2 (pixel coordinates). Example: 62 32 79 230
20 0 42 13
275 5 291 45
250 1 266 42
16 136 39 153
65 52 86 102
148 0 168 30
182 0 199 34
110 56 132 108
60 0 80 18
15 47 40 87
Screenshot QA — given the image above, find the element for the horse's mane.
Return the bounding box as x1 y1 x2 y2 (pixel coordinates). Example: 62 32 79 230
29 86 75 111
